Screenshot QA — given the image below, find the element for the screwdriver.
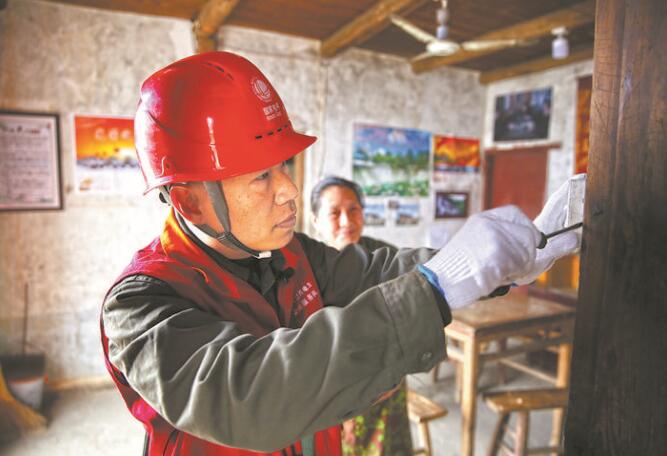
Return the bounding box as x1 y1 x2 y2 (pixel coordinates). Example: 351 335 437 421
537 221 583 248
489 221 584 297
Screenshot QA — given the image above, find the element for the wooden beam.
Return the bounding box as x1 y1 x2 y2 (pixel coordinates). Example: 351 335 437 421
320 0 427 58
479 46 593 84
564 0 667 453
193 0 240 54
412 0 595 73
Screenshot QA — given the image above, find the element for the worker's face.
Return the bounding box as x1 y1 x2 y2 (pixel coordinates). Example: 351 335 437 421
200 161 299 255
312 186 364 250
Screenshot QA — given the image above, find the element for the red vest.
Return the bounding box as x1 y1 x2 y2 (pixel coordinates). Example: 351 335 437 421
100 211 341 455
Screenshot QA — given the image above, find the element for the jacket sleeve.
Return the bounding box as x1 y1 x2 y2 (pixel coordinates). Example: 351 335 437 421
103 270 446 452
295 232 438 309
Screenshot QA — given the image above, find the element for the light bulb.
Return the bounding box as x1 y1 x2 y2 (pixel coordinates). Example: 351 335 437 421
436 24 448 40
552 34 569 59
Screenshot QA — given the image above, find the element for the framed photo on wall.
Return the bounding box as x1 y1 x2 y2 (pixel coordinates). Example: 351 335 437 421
0 110 62 211
435 191 469 219
493 87 552 141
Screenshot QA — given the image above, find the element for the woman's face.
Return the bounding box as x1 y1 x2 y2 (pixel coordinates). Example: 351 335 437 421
312 185 364 250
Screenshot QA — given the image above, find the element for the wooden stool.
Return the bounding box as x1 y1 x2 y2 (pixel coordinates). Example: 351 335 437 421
407 389 448 456
483 388 568 456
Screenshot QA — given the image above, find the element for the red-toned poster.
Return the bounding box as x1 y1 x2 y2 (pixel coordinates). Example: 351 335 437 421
575 75 592 174
74 115 142 194
433 135 480 174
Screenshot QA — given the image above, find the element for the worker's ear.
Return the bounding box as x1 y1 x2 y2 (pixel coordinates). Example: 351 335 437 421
170 184 207 225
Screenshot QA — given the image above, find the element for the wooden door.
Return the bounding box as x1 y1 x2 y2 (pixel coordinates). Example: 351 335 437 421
484 144 556 219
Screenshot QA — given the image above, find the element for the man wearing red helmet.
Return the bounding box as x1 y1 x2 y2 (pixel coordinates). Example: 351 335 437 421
101 52 582 456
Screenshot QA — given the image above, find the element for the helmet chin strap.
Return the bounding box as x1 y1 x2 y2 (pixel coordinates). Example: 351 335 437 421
159 184 271 259
200 181 272 259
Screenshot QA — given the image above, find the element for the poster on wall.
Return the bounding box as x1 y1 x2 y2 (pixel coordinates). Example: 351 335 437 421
363 200 387 227
0 111 62 211
395 200 421 226
575 75 592 174
353 124 430 197
493 87 552 141
433 135 480 174
435 191 469 219
74 115 143 194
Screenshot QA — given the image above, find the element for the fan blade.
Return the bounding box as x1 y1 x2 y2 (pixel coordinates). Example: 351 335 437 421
390 14 436 44
426 40 460 55
411 51 439 62
461 38 532 51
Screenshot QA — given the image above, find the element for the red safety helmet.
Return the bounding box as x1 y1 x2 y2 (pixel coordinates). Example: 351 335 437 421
134 51 316 193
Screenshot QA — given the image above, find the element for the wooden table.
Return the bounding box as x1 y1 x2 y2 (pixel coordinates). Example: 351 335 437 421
444 293 575 456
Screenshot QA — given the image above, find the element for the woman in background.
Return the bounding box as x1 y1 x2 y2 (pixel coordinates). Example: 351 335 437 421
311 176 412 456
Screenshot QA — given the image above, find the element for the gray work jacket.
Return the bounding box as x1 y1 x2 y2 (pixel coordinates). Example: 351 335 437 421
103 232 450 451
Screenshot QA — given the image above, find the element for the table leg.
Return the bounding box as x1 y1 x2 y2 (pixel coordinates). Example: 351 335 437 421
516 411 530 456
551 340 572 450
497 338 508 385
461 338 479 456
455 360 463 403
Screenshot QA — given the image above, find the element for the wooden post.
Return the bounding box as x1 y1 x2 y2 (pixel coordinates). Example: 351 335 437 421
564 0 667 454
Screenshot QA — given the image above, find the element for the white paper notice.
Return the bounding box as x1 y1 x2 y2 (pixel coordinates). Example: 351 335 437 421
0 113 60 209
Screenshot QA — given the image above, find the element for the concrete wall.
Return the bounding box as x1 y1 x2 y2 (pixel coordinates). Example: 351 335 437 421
0 0 485 381
482 60 593 198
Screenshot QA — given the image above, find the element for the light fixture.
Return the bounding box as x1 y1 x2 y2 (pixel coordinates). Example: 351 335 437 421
435 0 449 40
551 26 569 59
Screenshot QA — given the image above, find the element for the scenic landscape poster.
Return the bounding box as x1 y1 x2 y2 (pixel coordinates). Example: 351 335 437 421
395 200 421 226
433 135 480 174
363 200 387 227
353 124 430 197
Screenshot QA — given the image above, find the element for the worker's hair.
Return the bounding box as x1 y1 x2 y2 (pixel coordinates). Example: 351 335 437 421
310 176 365 214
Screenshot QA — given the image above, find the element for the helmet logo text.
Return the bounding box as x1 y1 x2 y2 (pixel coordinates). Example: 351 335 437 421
251 77 273 103
263 103 283 121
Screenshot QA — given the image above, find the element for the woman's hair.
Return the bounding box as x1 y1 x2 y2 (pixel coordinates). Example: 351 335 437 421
310 176 365 214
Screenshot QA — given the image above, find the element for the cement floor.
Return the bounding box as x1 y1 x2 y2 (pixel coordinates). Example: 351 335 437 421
1 362 559 456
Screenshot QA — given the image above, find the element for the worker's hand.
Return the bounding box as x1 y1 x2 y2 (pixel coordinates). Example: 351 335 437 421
515 174 586 285
419 206 541 309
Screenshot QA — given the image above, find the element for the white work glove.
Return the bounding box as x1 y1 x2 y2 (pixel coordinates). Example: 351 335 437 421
514 174 586 285
419 205 541 309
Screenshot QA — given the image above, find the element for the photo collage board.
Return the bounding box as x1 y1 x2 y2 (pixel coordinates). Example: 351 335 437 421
352 123 481 231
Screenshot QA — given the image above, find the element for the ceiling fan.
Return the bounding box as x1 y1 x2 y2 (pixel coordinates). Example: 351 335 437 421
390 0 533 61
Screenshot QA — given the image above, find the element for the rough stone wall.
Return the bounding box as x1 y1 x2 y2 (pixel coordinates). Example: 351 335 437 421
0 0 193 380
0 0 484 381
482 60 594 198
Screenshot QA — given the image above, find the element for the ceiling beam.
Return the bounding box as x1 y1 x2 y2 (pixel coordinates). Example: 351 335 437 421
412 0 595 73
479 45 593 84
320 0 428 58
193 0 240 53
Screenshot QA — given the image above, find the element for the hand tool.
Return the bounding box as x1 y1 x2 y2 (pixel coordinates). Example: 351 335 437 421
488 175 586 297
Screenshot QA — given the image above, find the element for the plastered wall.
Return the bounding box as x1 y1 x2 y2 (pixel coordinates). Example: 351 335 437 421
0 0 192 380
0 0 486 381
